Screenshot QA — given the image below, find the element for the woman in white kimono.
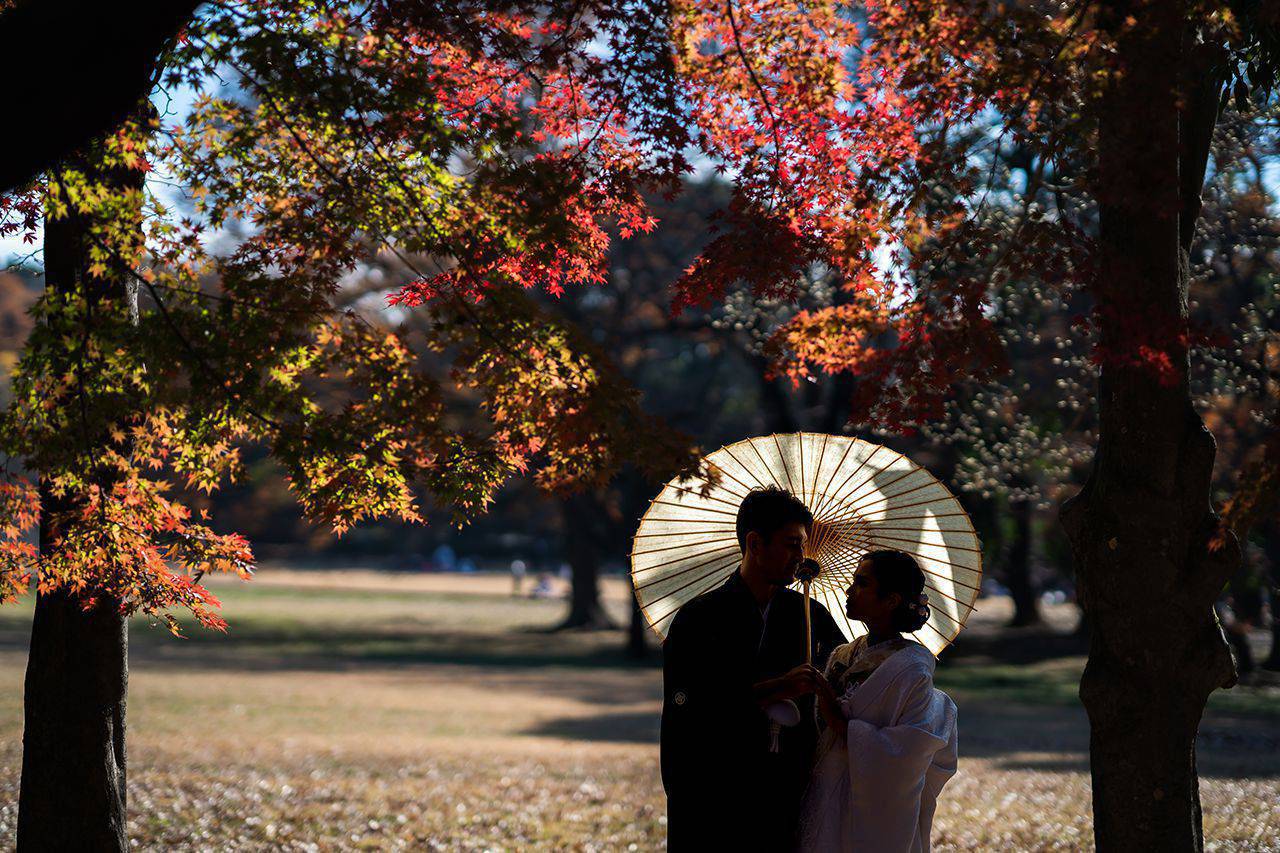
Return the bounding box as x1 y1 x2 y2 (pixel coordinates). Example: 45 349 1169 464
796 550 958 852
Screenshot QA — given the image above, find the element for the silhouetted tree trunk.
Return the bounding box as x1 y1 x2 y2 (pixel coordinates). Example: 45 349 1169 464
18 590 128 851
17 123 144 851
1006 479 1042 627
0 1 198 192
556 491 616 630
818 373 856 435
1059 9 1237 851
750 352 799 433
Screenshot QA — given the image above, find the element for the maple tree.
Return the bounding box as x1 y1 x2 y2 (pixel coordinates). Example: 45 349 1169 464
0 3 701 845
2 0 1279 849
890 104 1280 631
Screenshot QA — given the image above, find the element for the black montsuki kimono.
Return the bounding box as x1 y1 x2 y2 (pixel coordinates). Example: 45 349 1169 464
660 570 846 852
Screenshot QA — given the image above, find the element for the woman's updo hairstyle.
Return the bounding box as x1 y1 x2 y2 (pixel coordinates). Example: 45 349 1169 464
863 549 930 633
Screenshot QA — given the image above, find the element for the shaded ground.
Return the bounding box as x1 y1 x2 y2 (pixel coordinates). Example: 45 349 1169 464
0 568 1276 850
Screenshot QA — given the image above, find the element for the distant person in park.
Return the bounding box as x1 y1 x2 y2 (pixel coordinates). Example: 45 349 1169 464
660 486 845 850
796 550 959 852
530 570 554 599
509 558 527 597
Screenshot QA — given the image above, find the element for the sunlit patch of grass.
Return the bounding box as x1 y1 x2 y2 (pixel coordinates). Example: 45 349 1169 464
936 657 1084 707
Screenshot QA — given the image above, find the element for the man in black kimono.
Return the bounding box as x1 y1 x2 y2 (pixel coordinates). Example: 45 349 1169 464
660 486 846 851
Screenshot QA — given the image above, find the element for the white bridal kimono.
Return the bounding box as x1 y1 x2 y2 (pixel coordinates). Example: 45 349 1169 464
796 640 958 852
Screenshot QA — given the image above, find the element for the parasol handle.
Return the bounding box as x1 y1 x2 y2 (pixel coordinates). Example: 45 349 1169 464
796 559 820 667
803 579 812 666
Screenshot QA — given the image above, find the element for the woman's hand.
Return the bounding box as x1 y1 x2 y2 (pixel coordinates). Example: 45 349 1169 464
814 675 847 735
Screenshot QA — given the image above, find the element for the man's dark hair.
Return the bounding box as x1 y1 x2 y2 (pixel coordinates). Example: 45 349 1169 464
735 486 813 554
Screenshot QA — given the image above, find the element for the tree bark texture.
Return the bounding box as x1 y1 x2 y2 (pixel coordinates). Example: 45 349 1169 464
1059 5 1237 851
17 590 128 851
16 124 145 852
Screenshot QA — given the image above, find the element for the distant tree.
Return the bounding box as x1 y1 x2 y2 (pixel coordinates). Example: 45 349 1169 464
0 271 36 402
0 3 705 843
536 179 747 638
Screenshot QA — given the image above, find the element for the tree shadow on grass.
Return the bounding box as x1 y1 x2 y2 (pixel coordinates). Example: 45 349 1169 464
519 701 1279 780
142 627 661 677
944 620 1089 665
954 701 1280 780
523 711 659 744
0 608 657 674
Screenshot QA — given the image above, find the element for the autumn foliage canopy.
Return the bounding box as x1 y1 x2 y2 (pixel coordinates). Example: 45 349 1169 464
0 1 1275 630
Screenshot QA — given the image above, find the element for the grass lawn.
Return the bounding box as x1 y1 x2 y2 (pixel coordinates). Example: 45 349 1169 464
0 568 1277 850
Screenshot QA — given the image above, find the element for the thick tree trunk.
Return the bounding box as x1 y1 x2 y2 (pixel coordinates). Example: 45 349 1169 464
16 121 144 852
18 590 128 850
1006 482 1042 627
560 552 616 630
555 491 617 630
1059 5 1237 850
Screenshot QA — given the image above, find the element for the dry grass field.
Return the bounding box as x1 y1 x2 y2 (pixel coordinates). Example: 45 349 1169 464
0 567 1277 851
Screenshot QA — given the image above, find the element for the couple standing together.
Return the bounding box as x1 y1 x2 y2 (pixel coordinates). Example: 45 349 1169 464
660 486 959 851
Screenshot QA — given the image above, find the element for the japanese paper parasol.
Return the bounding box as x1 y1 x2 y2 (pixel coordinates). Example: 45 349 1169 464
630 432 982 656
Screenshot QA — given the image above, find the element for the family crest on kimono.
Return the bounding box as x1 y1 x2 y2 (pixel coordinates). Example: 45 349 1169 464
659 486 958 852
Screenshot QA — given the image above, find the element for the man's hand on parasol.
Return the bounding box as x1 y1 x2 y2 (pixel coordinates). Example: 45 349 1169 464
753 663 825 706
